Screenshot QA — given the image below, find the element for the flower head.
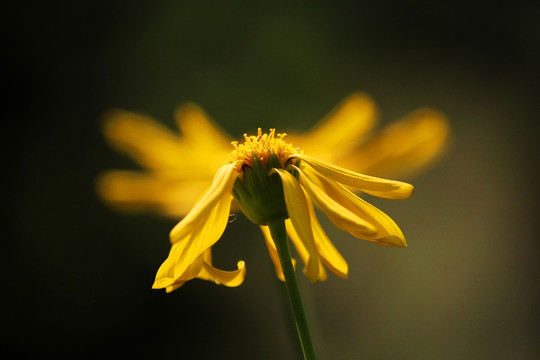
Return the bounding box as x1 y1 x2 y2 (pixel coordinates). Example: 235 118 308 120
152 125 414 291
98 93 449 292
230 128 297 169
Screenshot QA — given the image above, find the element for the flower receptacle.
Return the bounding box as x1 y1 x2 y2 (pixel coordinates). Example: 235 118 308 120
232 153 289 225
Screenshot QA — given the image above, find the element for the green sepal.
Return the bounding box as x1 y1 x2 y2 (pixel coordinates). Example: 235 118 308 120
267 151 283 170
232 153 288 225
288 157 301 181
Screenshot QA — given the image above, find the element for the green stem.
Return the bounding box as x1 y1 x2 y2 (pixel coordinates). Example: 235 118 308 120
267 217 316 360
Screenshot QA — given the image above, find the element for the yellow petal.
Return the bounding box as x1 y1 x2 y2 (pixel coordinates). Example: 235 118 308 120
153 164 239 291
303 192 348 279
170 162 240 242
260 225 286 281
101 109 190 171
338 108 450 179
199 260 246 287
154 248 245 291
153 190 234 289
175 103 232 152
293 165 377 238
181 192 233 275
96 171 211 218
305 167 407 247
288 93 377 160
260 225 300 281
285 219 328 281
295 154 414 199
153 244 205 291
272 169 320 281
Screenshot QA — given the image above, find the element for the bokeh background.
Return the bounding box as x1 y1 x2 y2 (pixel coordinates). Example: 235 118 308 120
5 1 539 359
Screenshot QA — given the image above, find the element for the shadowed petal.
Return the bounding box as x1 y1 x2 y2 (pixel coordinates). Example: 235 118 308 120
285 219 328 281
260 225 297 281
272 169 320 282
295 154 414 199
303 192 348 279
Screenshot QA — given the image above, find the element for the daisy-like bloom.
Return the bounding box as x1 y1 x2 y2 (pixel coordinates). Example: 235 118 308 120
151 127 413 291
97 93 449 291
98 93 448 219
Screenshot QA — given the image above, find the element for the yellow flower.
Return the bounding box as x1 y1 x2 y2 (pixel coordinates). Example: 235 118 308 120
97 93 449 292
150 126 413 292
98 93 448 218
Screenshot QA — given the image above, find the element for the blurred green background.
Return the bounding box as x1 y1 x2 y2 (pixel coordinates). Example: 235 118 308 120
5 1 539 359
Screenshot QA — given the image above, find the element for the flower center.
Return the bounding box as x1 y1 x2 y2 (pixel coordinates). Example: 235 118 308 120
230 128 299 170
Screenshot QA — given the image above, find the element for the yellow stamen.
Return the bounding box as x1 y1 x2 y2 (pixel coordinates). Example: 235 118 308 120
230 128 299 169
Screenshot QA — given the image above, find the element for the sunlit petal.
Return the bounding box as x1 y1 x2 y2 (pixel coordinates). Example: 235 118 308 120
272 169 320 281
305 166 407 247
153 188 236 290
152 164 240 291
170 162 240 242
153 244 204 291
293 165 377 238
295 154 414 199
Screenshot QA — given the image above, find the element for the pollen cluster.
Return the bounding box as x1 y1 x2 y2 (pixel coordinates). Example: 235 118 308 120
230 128 299 170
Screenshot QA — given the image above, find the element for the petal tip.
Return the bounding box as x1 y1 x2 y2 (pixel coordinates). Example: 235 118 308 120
402 184 415 198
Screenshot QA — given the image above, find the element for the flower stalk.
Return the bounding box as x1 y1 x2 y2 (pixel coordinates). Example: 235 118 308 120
268 217 316 360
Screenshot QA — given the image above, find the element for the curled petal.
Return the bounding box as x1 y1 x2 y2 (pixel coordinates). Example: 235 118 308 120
155 249 245 292
197 249 246 287
199 260 246 287
294 154 414 199
305 166 407 247
272 169 320 282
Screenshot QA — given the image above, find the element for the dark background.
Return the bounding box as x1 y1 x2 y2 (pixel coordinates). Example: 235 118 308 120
5 1 539 359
